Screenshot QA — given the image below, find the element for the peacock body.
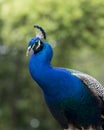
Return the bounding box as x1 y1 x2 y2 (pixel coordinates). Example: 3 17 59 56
27 26 104 130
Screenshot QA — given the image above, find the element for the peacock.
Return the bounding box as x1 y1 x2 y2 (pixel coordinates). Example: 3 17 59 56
26 25 104 130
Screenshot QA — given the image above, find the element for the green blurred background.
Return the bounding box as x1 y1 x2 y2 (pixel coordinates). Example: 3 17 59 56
0 0 104 130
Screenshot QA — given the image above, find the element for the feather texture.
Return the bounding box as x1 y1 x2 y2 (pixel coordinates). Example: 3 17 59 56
71 70 104 100
27 26 104 130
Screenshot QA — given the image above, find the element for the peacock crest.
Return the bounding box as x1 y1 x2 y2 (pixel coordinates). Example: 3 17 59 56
34 25 46 40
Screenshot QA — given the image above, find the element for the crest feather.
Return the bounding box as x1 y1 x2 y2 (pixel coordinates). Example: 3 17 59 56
34 25 46 40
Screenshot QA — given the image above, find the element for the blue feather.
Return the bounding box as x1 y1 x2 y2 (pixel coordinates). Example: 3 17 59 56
27 26 104 130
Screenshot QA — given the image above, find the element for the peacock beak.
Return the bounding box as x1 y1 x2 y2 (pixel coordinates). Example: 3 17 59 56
26 46 32 56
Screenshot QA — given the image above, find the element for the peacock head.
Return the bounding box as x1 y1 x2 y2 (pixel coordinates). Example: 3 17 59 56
26 25 47 56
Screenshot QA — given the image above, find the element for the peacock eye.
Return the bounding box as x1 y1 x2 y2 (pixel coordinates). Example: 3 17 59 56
33 40 44 54
35 41 39 46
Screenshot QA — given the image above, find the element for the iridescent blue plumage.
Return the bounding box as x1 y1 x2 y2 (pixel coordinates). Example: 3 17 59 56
27 26 104 130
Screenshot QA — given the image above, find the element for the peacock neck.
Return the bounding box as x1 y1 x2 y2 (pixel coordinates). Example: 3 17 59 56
29 53 51 76
29 54 57 96
29 53 83 102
